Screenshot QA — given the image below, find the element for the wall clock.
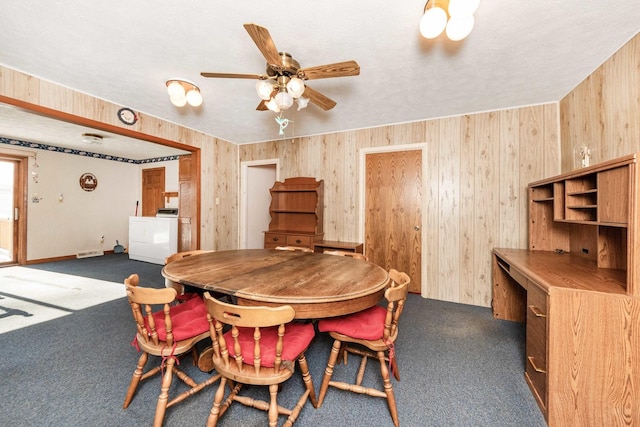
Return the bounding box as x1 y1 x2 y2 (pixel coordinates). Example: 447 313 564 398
117 107 138 126
79 173 98 192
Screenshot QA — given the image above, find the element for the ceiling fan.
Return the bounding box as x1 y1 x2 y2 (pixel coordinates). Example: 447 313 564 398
201 23 360 112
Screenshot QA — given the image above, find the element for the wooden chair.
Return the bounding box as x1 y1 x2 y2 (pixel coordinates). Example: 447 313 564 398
164 250 214 298
275 245 313 252
203 292 318 427
315 269 410 427
123 274 220 427
323 249 369 261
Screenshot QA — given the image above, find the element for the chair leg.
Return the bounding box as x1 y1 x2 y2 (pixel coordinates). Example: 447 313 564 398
297 352 317 408
268 383 279 427
391 351 400 381
338 344 347 365
317 339 341 408
153 357 175 427
284 389 310 427
377 351 399 427
206 377 227 427
123 351 148 409
191 346 199 365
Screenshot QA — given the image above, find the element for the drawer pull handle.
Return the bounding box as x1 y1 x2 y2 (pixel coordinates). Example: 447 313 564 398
295 239 302 244
527 356 547 374
528 305 546 318
272 237 279 242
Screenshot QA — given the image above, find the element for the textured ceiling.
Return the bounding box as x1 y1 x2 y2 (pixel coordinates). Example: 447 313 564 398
0 1 638 159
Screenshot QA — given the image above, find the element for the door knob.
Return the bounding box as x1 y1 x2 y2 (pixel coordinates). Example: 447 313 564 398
414 225 420 231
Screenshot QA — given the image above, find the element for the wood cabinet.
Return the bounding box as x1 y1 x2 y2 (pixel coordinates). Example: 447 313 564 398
263 177 324 250
493 152 640 426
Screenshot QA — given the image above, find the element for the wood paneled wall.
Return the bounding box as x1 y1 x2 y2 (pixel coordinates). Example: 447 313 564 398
560 33 640 170
240 105 559 307
0 65 239 252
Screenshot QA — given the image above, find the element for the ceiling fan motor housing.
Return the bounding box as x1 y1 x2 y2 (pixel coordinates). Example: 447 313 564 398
267 52 301 78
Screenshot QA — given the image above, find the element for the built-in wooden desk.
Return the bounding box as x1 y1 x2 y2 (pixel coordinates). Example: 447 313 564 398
493 248 636 427
493 153 640 426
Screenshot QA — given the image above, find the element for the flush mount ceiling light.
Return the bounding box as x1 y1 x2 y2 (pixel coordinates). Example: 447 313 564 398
81 133 103 144
420 0 480 41
165 78 203 107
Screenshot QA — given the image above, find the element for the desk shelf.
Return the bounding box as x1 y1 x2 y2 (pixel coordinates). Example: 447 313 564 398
528 154 636 294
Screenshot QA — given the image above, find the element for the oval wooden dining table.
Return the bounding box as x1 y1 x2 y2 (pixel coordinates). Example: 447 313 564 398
161 249 390 319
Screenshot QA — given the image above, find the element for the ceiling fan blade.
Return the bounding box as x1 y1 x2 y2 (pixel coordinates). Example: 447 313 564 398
299 60 360 80
201 72 266 79
243 23 282 67
256 100 268 111
302 85 337 111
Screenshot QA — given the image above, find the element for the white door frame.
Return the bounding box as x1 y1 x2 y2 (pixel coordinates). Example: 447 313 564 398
239 159 279 249
358 143 428 295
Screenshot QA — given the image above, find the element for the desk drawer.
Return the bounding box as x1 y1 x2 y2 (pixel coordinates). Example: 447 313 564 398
286 234 313 247
526 283 548 408
264 232 287 248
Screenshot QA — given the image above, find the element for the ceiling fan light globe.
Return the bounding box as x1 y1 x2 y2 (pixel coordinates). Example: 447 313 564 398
448 0 480 17
256 80 274 100
420 7 447 39
446 14 475 41
296 96 310 111
275 91 294 110
286 77 305 98
167 80 186 98
169 93 187 107
186 89 203 107
266 98 281 113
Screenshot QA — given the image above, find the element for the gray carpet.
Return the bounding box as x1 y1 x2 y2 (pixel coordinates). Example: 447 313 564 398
0 254 546 426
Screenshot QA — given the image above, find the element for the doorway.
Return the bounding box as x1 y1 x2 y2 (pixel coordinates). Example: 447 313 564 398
360 145 425 294
240 160 278 249
0 156 27 265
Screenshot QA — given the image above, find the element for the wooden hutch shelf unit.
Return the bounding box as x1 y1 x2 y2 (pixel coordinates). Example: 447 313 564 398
493 152 640 426
264 177 324 250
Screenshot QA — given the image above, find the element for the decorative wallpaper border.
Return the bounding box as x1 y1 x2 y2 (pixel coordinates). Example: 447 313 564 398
0 136 180 164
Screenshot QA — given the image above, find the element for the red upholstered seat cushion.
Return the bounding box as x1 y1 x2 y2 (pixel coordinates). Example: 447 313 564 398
225 322 315 368
318 305 387 340
146 296 209 342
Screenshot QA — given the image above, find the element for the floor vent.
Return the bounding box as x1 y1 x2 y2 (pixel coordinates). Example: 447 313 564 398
76 250 104 259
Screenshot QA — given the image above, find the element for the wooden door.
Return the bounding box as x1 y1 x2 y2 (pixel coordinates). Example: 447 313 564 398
142 167 165 217
178 155 198 251
365 150 422 293
0 156 27 265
